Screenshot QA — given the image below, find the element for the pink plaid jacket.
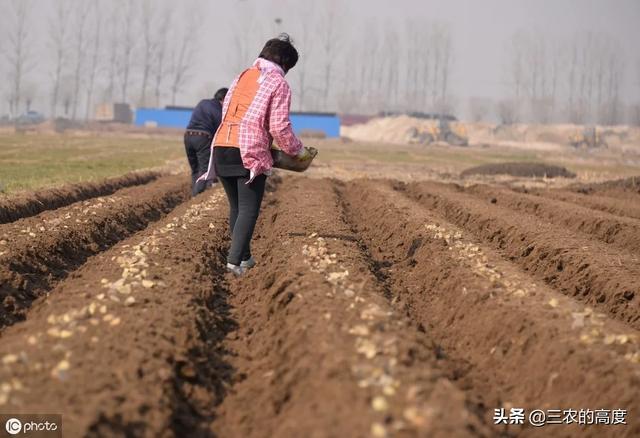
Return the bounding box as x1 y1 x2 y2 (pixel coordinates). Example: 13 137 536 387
200 58 303 182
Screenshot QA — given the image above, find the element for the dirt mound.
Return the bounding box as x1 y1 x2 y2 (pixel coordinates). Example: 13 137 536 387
341 117 578 147
570 175 640 194
465 184 640 255
404 181 640 329
0 175 189 329
0 190 230 437
340 115 421 144
0 170 164 224
461 162 576 179
212 177 490 436
531 188 640 220
343 118 640 154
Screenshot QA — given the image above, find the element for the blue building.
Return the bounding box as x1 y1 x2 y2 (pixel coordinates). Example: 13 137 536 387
289 112 340 138
135 107 340 138
135 107 192 129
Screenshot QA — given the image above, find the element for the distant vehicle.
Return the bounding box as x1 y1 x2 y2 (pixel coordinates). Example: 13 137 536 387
16 111 45 125
570 125 607 149
406 117 469 147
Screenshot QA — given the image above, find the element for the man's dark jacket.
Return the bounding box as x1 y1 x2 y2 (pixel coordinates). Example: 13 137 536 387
187 99 222 135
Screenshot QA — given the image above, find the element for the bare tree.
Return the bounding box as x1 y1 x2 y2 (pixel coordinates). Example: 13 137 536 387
497 99 518 125
526 35 554 123
228 4 262 77
60 75 74 117
638 57 640 99
566 39 579 123
576 33 595 123
354 19 380 111
595 41 606 122
104 7 119 103
503 31 527 123
169 35 194 105
4 0 33 117
168 7 200 106
389 29 402 109
138 0 156 107
153 8 171 107
438 26 453 113
319 1 341 111
404 20 429 112
117 0 136 102
418 27 432 111
469 97 491 122
376 25 401 112
632 105 640 127
430 27 441 109
230 32 252 78
71 2 91 120
603 49 623 125
428 24 454 113
84 3 102 120
634 59 640 126
291 3 316 111
339 38 369 112
548 42 561 119
22 81 38 112
49 0 71 118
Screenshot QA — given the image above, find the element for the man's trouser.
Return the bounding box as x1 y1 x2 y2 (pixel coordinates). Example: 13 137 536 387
184 132 213 196
218 174 267 266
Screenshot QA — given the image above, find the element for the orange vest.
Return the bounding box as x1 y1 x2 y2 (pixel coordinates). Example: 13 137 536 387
213 68 261 148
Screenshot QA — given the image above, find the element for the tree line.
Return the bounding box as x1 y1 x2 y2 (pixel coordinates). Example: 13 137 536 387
498 30 636 126
229 1 456 117
1 0 638 126
228 0 639 126
1 0 198 120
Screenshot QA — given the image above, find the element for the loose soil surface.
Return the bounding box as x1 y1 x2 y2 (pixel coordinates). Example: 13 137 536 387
0 170 164 224
0 172 638 438
519 187 640 221
570 176 640 194
341 180 639 438
401 181 640 330
463 184 640 255
0 175 189 329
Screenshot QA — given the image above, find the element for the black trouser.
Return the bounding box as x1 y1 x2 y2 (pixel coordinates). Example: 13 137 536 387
218 174 267 265
184 133 213 196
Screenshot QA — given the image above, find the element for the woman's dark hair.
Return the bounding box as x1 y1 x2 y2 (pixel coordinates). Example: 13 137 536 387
214 87 228 102
258 33 299 73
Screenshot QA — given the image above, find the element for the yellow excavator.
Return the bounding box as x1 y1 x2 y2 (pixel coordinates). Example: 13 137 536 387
407 118 468 146
570 125 607 149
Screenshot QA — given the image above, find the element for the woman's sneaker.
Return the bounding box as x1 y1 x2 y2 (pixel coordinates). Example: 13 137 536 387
226 263 245 276
240 256 256 269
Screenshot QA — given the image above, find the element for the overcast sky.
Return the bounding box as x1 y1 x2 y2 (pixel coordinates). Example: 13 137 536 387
1 0 639 119
203 0 640 105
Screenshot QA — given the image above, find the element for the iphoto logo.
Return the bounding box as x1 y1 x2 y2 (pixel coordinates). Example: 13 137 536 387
0 415 61 437
4 419 21 435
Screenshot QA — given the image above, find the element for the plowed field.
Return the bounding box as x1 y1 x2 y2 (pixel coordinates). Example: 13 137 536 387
1 173 638 437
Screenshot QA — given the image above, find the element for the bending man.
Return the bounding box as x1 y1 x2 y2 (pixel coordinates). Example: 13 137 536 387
184 87 228 196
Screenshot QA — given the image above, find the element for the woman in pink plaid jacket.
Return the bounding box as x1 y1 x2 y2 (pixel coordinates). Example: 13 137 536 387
206 34 308 275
